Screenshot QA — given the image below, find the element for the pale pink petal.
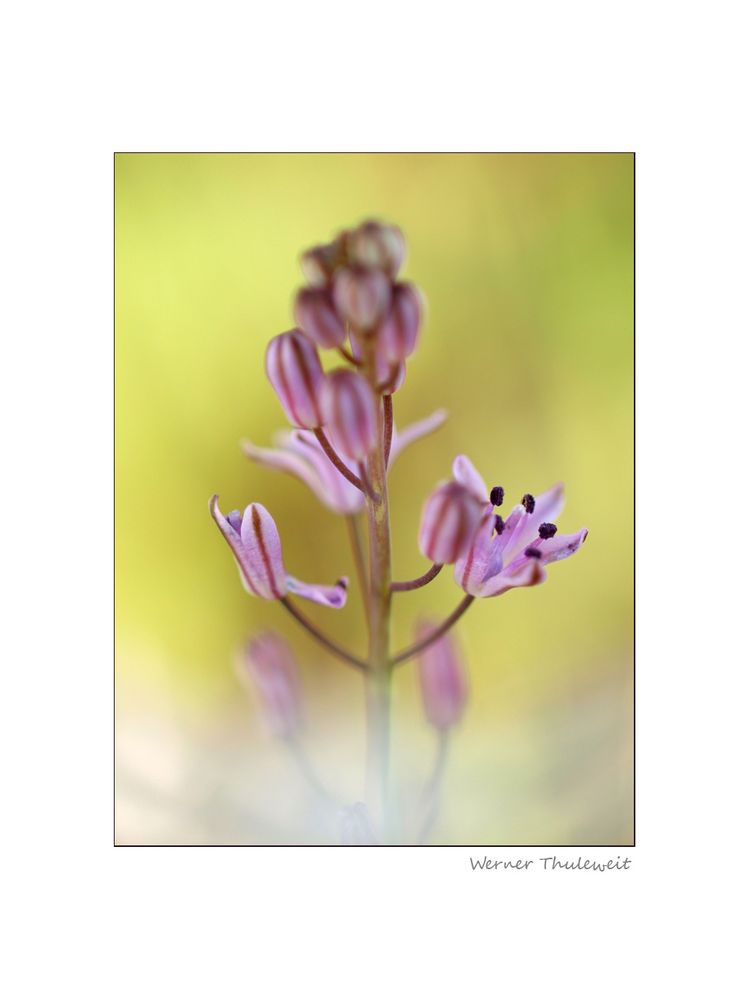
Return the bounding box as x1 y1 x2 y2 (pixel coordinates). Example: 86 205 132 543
286 575 348 608
388 409 448 467
453 506 496 595
239 503 288 600
282 431 364 514
503 483 565 561
537 528 588 564
452 455 489 504
474 558 547 598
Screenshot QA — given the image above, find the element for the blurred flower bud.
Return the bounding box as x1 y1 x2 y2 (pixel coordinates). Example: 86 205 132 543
339 802 378 845
321 368 378 461
416 619 468 730
348 220 406 277
294 287 347 349
265 329 325 429
300 238 345 288
238 632 302 739
378 282 422 363
418 481 486 564
333 265 391 331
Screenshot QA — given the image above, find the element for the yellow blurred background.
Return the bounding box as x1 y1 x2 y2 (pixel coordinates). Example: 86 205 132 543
115 153 633 845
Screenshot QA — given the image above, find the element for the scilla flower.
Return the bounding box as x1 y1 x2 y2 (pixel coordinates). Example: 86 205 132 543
210 496 348 607
451 456 588 597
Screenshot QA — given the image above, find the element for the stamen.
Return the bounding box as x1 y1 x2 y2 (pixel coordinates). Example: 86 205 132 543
524 546 542 559
521 493 535 514
336 577 348 590
538 522 557 539
494 515 505 534
227 510 243 532
489 485 505 507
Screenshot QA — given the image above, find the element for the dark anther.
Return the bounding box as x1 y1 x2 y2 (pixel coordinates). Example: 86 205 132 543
490 485 505 507
521 493 536 514
336 577 348 589
538 522 557 539
524 546 542 559
494 515 505 534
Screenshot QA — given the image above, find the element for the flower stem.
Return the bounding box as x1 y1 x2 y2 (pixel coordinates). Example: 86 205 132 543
391 562 443 592
383 394 394 467
389 595 475 667
362 344 393 837
418 729 450 844
345 514 369 621
279 596 367 670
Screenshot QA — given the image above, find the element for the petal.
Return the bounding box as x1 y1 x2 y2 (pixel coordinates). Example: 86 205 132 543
452 455 489 504
538 527 588 564
239 503 288 600
453 506 496 595
503 483 565 561
474 558 547 598
286 575 349 608
388 409 448 467
282 431 364 514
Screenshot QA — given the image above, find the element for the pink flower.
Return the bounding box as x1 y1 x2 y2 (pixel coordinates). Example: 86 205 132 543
451 456 588 598
238 632 302 739
320 368 378 461
416 619 468 730
265 330 325 429
210 496 348 607
242 409 447 516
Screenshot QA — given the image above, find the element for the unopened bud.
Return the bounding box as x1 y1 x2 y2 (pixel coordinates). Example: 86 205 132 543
333 265 391 331
348 220 406 277
378 282 422 363
416 619 468 730
294 287 347 349
418 481 486 564
265 330 325 429
321 368 378 461
300 238 345 288
238 632 302 739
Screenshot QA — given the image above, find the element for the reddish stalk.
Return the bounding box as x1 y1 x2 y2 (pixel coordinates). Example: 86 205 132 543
391 562 443 592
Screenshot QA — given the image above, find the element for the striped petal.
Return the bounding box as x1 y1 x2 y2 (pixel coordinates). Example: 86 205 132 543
265 330 325 429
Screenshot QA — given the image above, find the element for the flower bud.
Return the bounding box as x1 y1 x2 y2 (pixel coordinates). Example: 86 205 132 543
378 282 422 363
348 220 406 277
416 619 468 730
238 632 302 739
300 238 345 288
418 481 486 564
333 266 391 331
294 287 347 349
265 329 325 429
321 368 378 461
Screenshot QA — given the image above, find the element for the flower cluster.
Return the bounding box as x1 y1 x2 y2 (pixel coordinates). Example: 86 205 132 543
209 219 588 843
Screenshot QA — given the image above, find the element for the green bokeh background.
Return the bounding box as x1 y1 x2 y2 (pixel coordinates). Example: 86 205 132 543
115 153 633 845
